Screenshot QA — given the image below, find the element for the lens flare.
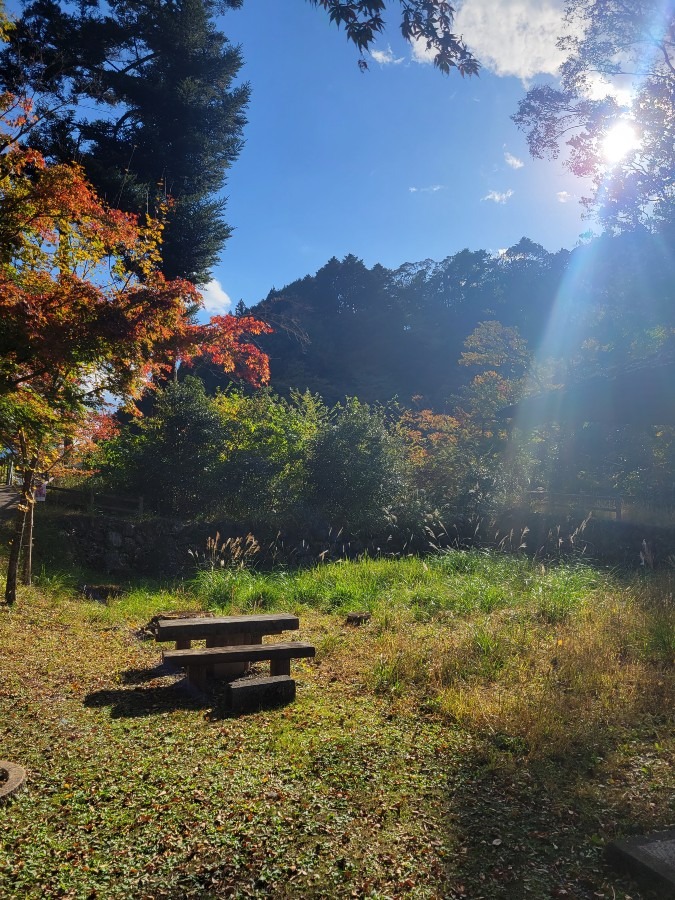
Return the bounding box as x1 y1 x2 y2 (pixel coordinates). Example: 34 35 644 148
602 121 640 164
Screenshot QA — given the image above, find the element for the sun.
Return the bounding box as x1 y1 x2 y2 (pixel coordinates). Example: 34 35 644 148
602 121 640 164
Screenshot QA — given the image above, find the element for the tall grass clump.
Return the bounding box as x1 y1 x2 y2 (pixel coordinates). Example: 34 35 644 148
530 561 602 623
367 564 672 758
424 550 599 620
630 573 675 666
192 554 451 616
192 568 290 614
191 549 604 621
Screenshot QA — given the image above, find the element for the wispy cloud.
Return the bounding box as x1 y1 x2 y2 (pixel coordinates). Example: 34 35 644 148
198 279 232 315
556 190 571 203
409 184 445 194
483 189 514 204
504 151 524 169
371 45 404 66
454 0 566 82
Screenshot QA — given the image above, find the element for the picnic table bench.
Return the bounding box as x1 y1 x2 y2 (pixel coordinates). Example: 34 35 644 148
155 613 315 709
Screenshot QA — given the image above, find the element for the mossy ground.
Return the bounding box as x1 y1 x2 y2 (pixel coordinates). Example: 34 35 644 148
0 549 672 898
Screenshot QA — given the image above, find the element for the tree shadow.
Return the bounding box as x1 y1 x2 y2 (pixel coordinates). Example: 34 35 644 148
442 723 669 900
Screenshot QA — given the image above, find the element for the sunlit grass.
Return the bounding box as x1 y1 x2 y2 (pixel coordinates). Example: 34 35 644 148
183 551 675 758
192 550 601 623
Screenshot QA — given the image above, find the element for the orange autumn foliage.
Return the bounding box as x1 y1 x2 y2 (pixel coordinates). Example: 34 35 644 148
0 93 270 407
0 91 270 603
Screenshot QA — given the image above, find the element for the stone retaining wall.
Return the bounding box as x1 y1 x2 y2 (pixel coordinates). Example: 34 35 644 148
36 508 675 576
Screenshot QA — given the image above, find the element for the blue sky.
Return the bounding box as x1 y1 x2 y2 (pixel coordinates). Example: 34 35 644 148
195 1 592 314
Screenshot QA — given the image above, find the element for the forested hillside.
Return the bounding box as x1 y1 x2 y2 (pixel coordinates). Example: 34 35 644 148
233 228 675 409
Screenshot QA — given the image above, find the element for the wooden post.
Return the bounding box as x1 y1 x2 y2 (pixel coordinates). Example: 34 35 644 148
137 495 144 517
186 666 207 690
5 466 33 605
208 632 248 676
615 497 622 521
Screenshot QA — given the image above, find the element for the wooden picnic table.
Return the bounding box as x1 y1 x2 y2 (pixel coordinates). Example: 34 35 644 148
155 613 315 700
157 612 300 649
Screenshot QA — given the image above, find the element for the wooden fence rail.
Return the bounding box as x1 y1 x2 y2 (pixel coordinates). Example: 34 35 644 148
46 485 144 517
527 491 623 520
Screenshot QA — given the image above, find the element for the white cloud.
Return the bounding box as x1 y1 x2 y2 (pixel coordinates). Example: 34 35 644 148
556 190 571 203
483 189 514 204
409 184 446 193
583 71 634 106
371 45 404 66
412 0 636 98
504 151 524 169
198 279 232 315
454 0 567 82
411 37 436 66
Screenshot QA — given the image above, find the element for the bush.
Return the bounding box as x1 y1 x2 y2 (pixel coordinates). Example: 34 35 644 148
304 398 409 533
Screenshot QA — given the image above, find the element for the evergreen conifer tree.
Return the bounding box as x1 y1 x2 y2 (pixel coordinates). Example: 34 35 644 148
0 0 247 283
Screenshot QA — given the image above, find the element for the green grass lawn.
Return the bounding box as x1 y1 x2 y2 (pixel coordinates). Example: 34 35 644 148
0 552 673 898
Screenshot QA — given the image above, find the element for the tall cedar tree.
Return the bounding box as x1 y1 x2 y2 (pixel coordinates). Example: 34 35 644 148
0 0 248 283
0 1 481 284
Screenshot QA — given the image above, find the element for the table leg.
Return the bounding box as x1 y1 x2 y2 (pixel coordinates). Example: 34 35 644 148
186 665 207 689
208 632 250 677
270 658 290 677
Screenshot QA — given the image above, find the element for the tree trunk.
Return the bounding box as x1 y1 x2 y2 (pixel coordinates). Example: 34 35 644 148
4 467 33 605
22 497 34 586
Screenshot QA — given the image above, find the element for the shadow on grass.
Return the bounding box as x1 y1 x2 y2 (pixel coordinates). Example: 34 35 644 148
442 726 669 900
84 681 208 718
118 662 178 684
83 666 243 719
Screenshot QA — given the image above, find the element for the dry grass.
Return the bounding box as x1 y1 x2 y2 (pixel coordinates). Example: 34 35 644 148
360 578 673 758
187 550 675 761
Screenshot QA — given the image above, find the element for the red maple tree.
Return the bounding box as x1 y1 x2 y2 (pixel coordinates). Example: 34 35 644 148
0 92 271 603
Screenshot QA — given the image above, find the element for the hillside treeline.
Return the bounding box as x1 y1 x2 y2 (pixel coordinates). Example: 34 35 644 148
236 229 675 408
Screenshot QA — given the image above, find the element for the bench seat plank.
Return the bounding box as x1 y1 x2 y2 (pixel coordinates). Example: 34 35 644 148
156 613 299 642
163 641 315 667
